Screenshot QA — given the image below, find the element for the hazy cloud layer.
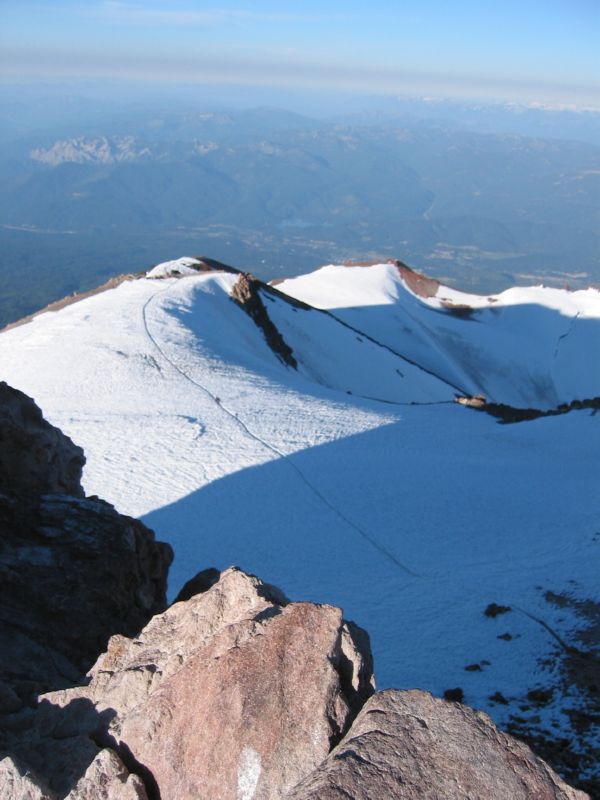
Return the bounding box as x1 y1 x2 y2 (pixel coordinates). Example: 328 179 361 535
1 0 599 107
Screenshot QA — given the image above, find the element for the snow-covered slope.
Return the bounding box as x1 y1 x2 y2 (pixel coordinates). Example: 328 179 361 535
278 263 600 409
0 258 598 781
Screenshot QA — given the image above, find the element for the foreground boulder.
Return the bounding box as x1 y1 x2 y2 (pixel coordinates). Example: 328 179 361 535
7 589 586 800
39 567 374 799
287 689 588 800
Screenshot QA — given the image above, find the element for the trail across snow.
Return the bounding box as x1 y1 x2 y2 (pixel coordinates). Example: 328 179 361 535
142 285 424 579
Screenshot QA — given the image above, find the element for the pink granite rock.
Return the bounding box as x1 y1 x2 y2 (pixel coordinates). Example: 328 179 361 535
286 689 589 799
47 567 374 800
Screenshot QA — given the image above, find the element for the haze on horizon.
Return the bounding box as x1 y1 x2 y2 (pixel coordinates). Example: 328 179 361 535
1 0 599 110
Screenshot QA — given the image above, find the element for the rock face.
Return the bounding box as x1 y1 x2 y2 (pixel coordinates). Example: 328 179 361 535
0 756 51 800
0 494 173 704
0 384 173 705
0 381 85 498
287 689 588 800
43 567 374 800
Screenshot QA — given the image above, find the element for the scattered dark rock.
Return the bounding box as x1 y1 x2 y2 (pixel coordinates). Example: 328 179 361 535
439 301 476 318
458 394 600 424
527 688 555 706
465 663 483 672
489 691 509 705
498 632 514 640
443 687 464 703
485 603 512 618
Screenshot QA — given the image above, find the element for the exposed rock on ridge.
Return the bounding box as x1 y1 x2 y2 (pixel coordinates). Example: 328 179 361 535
340 258 441 299
456 392 600 424
231 272 298 368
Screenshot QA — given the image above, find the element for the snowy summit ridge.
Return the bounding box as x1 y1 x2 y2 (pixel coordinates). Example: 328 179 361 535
0 255 598 789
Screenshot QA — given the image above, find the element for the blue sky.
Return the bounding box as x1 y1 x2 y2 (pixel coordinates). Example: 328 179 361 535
1 0 598 106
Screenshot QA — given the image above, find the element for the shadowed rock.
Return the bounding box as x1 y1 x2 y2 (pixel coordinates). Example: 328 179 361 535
0 756 51 799
0 750 148 800
0 495 173 704
286 689 588 799
0 384 173 704
0 384 172 798
0 381 85 498
64 749 149 800
174 566 221 602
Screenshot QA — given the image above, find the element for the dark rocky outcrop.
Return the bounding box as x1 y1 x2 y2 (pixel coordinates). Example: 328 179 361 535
231 272 298 368
0 494 173 705
0 384 173 706
286 690 587 800
0 381 85 498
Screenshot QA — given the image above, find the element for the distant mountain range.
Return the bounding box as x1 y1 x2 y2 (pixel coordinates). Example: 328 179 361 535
1 107 599 329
